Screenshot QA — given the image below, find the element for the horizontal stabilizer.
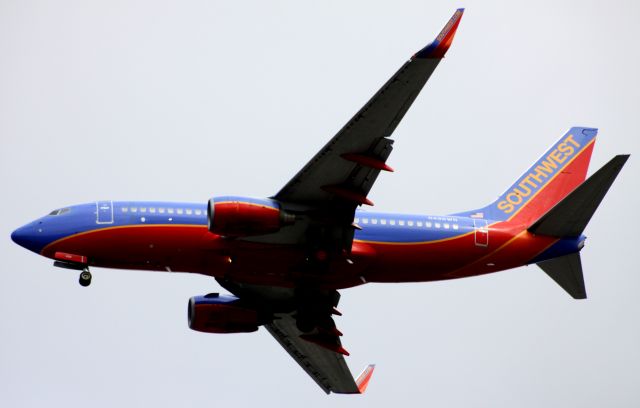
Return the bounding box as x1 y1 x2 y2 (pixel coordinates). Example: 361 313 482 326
537 253 586 299
528 155 629 237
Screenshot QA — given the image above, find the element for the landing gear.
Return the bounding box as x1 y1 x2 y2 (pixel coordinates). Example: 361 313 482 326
79 268 92 287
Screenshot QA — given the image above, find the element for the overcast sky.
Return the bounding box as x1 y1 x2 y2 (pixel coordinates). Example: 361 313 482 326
1 1 639 406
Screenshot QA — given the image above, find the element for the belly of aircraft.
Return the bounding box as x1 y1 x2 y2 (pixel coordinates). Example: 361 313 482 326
40 221 560 289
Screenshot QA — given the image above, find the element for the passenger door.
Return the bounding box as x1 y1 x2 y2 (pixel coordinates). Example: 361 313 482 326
96 201 114 224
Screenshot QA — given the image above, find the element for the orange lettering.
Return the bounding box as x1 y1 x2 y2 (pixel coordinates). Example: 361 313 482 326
497 200 514 214
550 149 566 164
565 134 580 148
530 167 549 183
514 184 532 197
506 192 522 205
521 175 538 189
557 142 575 156
537 157 558 174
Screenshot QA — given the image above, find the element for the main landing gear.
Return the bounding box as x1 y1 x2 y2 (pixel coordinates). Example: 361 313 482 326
79 268 92 287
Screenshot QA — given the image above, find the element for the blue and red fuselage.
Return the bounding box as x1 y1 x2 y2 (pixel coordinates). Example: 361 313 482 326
10 200 584 289
11 127 597 289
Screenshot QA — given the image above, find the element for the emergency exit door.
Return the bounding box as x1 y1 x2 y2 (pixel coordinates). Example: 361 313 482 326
473 218 489 247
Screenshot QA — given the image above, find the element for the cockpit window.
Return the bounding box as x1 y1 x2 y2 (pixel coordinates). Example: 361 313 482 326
48 208 70 216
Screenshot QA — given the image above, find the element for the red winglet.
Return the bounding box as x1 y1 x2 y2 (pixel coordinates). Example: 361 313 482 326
355 364 376 393
413 8 464 59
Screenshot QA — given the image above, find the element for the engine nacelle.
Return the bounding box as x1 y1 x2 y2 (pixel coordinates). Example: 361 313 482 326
188 293 260 334
207 196 294 237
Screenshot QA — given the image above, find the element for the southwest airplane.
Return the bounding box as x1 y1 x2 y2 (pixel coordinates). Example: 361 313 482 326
10 9 629 394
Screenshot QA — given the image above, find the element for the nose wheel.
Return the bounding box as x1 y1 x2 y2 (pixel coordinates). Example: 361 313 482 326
79 268 92 287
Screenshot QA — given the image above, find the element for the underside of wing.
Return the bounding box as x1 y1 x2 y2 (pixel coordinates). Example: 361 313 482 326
265 312 365 394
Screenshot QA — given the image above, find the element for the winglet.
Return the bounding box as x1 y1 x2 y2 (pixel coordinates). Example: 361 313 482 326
413 8 464 59
355 364 376 393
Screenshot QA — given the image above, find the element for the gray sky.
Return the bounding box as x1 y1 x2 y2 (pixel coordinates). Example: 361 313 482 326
1 0 639 406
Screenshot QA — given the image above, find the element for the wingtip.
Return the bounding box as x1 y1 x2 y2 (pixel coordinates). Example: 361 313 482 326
355 364 376 394
413 8 464 59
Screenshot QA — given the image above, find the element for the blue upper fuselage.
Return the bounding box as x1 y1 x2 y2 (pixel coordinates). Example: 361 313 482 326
10 200 585 263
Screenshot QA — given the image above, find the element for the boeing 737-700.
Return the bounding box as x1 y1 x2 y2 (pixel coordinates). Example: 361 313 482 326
11 9 629 394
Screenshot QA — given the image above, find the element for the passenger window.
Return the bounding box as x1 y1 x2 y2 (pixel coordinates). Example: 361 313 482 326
435 223 441 228
408 221 414 226
444 223 450 229
177 209 184 214
121 207 128 213
149 208 156 213
453 224 459 230
380 219 387 225
167 208 174 214
362 218 369 224
131 207 138 213
195 209 202 215
417 221 423 227
354 217 360 223
426 222 432 227
371 219 378 225
390 220 396 225
159 208 166 214
140 207 147 213
186 209 193 215
399 220 405 226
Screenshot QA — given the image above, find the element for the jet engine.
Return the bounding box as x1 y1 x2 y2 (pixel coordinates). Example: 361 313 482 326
207 196 294 237
188 293 261 333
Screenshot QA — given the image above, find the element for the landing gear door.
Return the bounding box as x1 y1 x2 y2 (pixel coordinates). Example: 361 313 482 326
96 201 114 224
473 219 489 247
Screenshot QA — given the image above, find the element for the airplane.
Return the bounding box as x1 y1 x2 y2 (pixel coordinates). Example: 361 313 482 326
10 8 629 394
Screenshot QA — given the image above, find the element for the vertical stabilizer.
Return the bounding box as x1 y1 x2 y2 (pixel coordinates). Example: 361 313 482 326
455 127 597 223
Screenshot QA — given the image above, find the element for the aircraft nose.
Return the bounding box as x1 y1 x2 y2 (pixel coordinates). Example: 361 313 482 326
11 224 38 252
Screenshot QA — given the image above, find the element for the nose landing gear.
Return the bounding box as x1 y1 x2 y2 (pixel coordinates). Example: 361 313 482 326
79 268 92 287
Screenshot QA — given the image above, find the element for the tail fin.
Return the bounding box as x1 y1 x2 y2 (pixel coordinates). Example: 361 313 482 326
528 155 629 237
455 127 597 223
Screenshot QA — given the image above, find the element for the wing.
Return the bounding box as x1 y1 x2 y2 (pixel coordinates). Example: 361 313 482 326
256 9 464 394
275 8 464 212
265 312 374 394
